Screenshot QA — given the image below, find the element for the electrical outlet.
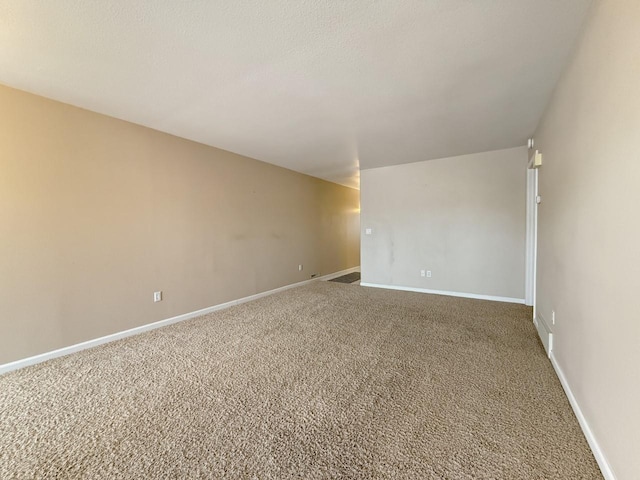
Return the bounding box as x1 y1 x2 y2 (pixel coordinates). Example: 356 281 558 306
365 228 372 235
420 270 426 277
426 271 432 278
153 291 162 302
298 264 303 271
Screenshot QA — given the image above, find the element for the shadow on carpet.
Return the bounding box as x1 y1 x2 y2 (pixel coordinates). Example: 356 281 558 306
328 272 360 283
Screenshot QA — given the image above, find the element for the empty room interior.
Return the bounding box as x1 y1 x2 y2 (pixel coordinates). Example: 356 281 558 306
1 1 638 479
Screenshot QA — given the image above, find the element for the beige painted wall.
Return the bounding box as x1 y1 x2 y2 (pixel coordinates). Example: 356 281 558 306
0 84 360 365
533 1 640 478
360 147 527 300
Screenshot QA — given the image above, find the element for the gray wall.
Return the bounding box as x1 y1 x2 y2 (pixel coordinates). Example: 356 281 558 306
360 147 527 300
533 0 640 477
0 84 360 365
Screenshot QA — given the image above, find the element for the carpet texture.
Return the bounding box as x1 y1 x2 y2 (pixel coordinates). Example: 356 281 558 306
0 282 601 479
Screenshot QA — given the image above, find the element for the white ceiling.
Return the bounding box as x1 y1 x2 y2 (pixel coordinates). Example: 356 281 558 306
0 1 591 188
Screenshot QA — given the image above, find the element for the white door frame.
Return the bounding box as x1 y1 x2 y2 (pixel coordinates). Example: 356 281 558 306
525 167 538 310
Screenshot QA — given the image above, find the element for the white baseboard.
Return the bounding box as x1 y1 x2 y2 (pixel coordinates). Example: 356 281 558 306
534 314 553 357
549 352 616 480
359 282 525 304
0 266 360 375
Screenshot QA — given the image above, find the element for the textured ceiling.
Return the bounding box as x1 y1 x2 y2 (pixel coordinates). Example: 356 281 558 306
0 1 591 188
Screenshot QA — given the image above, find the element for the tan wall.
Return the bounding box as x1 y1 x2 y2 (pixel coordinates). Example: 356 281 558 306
0 84 360 364
360 147 527 300
533 1 640 478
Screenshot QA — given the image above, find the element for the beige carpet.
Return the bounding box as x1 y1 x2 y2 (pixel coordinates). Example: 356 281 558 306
0 282 601 479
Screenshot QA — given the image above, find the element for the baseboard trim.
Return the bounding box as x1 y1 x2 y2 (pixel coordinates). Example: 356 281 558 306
549 352 616 480
359 282 525 304
534 314 553 357
0 266 360 375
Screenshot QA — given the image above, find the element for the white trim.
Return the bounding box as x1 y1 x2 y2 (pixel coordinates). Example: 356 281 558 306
550 352 616 480
534 313 553 357
360 282 525 304
525 168 538 308
0 266 360 375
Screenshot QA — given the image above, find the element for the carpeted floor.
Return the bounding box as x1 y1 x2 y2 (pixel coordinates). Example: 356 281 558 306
0 282 601 479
